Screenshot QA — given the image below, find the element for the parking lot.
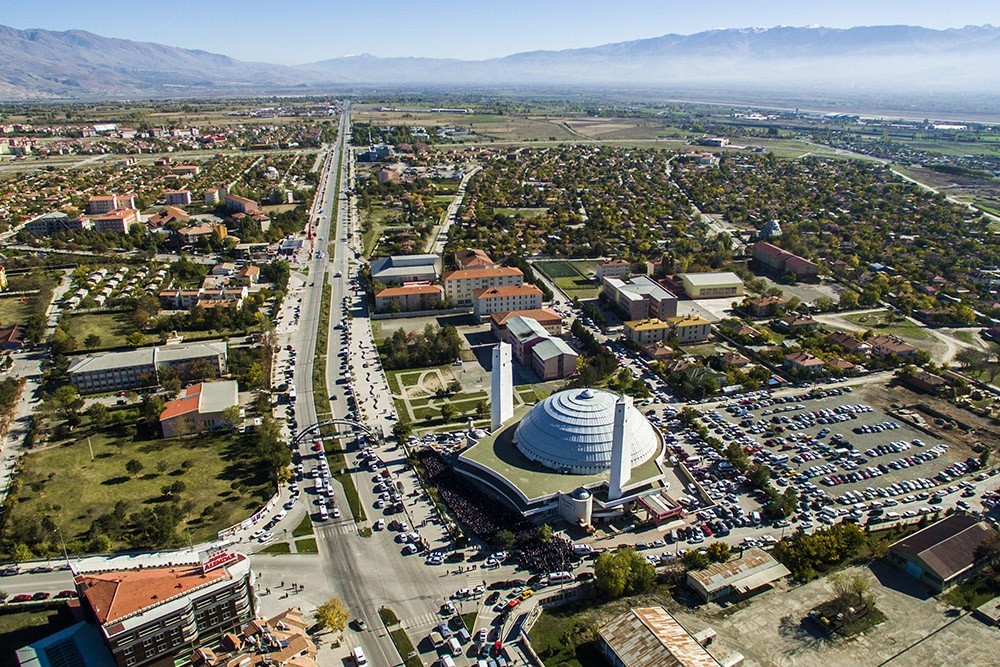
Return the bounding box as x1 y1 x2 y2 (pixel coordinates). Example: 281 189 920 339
652 382 992 550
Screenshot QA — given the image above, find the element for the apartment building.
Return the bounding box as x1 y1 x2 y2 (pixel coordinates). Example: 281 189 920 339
224 193 259 214
165 190 192 206
752 241 819 281
24 211 91 236
87 194 135 215
595 259 630 281
442 266 523 306
489 308 563 339
371 254 442 285
93 209 140 234
472 284 542 321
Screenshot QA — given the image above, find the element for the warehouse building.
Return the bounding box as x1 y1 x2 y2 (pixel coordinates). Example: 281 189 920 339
686 548 790 603
887 514 998 593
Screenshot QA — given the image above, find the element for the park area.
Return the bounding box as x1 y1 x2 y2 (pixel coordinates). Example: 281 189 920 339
61 311 138 351
535 260 602 300
1 411 273 558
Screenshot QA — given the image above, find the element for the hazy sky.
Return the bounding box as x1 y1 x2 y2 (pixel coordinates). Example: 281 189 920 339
3 0 997 64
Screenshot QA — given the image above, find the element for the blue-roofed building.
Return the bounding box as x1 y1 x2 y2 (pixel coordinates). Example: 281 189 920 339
16 622 115 667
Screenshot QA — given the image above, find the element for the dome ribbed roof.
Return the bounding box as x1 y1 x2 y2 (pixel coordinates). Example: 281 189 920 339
514 388 659 475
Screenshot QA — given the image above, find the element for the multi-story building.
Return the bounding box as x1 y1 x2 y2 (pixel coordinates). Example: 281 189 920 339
595 259 630 281
371 254 442 286
443 266 523 307
868 334 917 358
472 284 543 321
158 287 247 310
665 315 711 343
74 550 254 667
160 380 239 438
176 222 228 245
374 284 443 312
677 272 744 299
68 342 228 394
624 319 672 346
224 193 259 214
165 190 192 206
503 315 552 364
93 209 140 234
170 164 201 177
602 276 678 321
204 187 224 207
489 308 563 339
752 241 819 281
530 337 578 380
23 211 92 236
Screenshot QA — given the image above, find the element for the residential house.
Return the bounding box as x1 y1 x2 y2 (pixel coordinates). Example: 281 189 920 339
868 334 917 358
170 164 201 176
774 315 819 333
905 370 950 395
0 324 26 349
160 380 239 438
177 222 228 245
744 295 788 318
826 331 870 354
784 351 825 375
235 266 260 286
642 342 675 362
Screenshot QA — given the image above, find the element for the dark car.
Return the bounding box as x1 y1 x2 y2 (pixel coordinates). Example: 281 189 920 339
11 594 32 603
576 571 595 581
486 591 500 605
55 590 77 598
31 591 51 600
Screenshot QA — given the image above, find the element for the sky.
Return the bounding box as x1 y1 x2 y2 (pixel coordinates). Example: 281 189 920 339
2 0 997 64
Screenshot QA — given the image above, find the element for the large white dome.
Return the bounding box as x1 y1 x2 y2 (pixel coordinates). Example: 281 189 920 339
513 388 659 475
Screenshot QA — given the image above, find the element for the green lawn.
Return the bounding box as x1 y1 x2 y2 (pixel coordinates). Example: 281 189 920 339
3 421 272 555
0 607 75 667
292 515 313 537
843 310 934 343
295 537 318 553
536 260 601 299
495 207 550 218
260 542 291 554
336 472 367 524
0 297 33 328
62 311 138 350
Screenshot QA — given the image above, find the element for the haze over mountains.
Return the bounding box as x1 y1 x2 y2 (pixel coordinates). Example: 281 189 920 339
0 23 998 109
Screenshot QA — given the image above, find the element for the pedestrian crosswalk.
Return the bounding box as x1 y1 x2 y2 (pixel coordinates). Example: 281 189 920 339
316 521 356 536
402 611 441 630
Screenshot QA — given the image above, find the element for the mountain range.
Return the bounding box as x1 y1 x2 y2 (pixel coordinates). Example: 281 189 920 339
0 23 998 102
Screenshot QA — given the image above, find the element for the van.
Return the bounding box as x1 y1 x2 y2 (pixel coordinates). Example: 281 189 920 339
351 647 367 665
440 656 456 667
448 636 462 656
548 571 573 584
430 630 445 648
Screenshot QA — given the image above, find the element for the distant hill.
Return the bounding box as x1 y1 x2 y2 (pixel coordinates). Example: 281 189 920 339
300 25 1000 92
0 23 998 101
0 24 320 99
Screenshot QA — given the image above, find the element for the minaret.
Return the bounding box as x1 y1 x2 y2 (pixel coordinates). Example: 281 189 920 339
609 394 631 500
491 342 513 431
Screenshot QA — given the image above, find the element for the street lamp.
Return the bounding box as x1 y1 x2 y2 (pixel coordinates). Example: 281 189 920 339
52 526 71 569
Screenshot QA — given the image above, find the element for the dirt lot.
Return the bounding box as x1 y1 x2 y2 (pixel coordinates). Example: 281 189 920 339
672 563 998 667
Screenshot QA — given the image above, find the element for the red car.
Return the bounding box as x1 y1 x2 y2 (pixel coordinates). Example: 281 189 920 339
311 441 323 452
32 592 51 600
11 594 32 602
55 590 77 598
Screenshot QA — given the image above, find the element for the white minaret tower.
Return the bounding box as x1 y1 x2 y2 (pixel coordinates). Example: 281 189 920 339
609 394 632 501
491 342 513 431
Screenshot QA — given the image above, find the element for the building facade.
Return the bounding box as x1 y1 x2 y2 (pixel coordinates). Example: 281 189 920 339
371 254 442 286
752 241 819 281
160 381 239 438
602 276 678 321
472 284 543 321
678 272 744 299
374 284 443 312
68 342 228 394
443 266 523 306
74 551 254 667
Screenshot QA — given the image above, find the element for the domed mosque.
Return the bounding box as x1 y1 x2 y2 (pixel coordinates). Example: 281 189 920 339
455 343 680 527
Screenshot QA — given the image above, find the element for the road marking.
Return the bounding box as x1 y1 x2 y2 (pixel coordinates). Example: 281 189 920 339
402 611 441 630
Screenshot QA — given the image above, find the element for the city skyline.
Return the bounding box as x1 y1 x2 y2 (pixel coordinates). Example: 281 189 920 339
3 0 998 65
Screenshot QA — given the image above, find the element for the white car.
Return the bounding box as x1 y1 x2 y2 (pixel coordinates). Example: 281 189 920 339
258 532 275 543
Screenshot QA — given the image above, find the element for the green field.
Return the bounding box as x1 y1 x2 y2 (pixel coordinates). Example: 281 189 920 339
843 310 934 343
536 260 600 299
3 421 271 554
295 537 318 553
0 297 32 327
62 311 138 350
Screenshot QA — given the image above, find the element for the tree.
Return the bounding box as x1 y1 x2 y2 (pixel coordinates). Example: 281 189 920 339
594 547 655 598
706 541 731 563
86 402 110 429
125 459 144 477
440 403 457 422
494 529 516 550
125 331 147 347
83 333 102 349
10 542 33 563
52 385 84 420
314 597 349 635
829 571 874 608
682 549 711 570
221 405 241 428
539 523 554 544
392 421 412 440
839 290 860 310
